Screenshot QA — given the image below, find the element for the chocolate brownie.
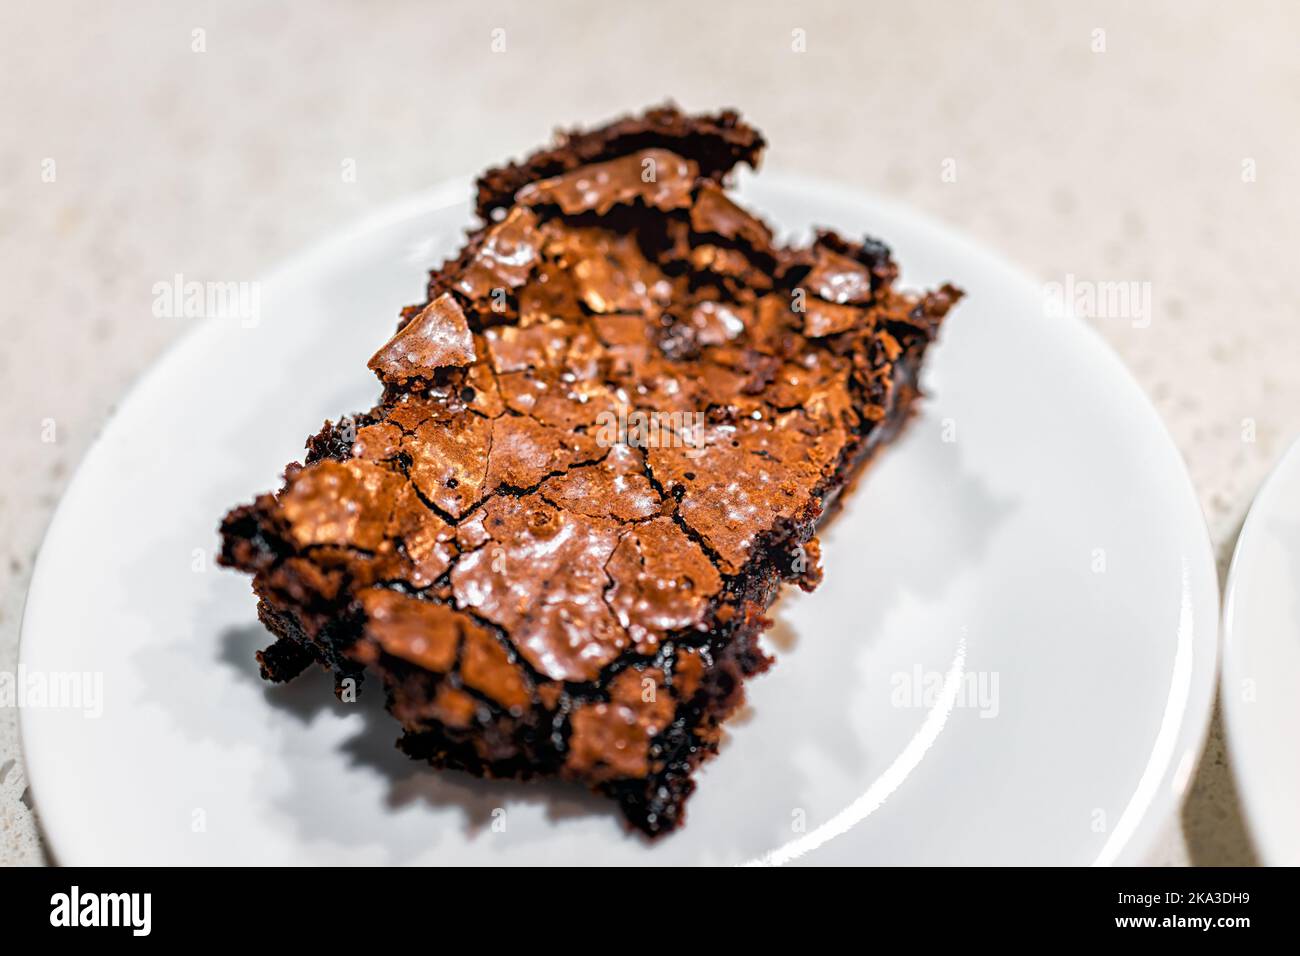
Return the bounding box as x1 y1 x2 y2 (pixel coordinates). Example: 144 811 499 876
219 105 960 837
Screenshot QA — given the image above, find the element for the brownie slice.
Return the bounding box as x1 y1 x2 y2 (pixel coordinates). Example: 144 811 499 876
219 105 960 837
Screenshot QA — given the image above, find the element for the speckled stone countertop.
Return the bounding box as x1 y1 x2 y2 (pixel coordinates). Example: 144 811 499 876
2 0 1293 865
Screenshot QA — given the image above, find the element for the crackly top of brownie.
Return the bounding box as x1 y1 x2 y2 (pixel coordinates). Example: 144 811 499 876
221 107 958 782
475 104 766 220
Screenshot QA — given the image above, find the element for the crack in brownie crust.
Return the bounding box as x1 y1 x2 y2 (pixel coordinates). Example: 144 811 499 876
219 105 961 837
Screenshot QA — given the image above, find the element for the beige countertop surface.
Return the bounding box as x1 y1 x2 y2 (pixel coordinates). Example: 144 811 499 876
2 0 1293 865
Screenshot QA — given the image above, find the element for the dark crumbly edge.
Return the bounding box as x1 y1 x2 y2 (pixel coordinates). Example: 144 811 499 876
220 105 959 837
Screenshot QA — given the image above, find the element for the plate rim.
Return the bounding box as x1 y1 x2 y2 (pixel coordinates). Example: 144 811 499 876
18 173 1220 866
1221 434 1300 865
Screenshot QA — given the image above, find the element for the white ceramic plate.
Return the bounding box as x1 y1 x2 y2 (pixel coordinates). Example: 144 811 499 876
1223 437 1300 865
19 173 1218 865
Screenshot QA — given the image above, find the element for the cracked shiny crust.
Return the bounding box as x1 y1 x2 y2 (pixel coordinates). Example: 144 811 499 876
219 105 960 837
